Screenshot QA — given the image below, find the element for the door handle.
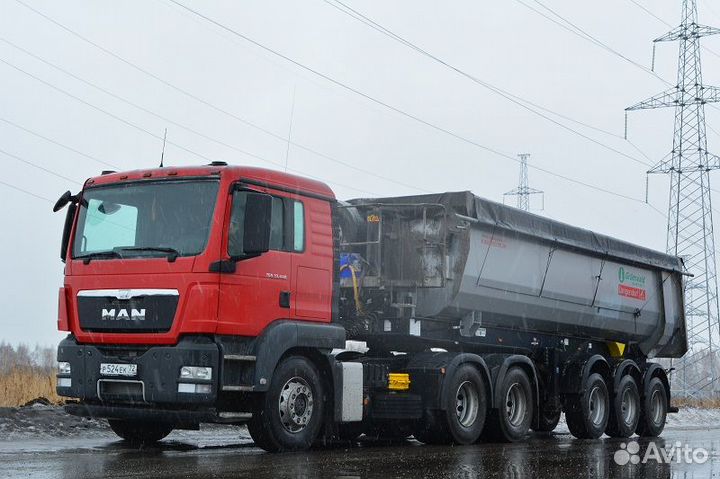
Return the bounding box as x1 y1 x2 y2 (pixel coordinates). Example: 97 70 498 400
279 291 291 308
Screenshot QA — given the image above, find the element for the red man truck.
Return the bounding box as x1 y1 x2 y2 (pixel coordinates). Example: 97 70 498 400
53 163 687 451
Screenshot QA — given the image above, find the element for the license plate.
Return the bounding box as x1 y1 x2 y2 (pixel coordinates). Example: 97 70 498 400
100 363 137 377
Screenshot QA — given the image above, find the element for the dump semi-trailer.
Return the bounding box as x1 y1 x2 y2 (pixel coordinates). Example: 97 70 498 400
53 164 687 451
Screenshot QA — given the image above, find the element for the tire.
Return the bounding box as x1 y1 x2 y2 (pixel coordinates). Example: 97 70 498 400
533 406 561 432
415 364 487 445
248 356 325 452
606 375 640 438
107 419 173 445
636 377 667 437
483 367 534 442
565 373 609 439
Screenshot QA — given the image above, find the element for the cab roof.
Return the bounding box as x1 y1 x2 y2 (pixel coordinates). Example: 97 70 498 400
84 164 336 200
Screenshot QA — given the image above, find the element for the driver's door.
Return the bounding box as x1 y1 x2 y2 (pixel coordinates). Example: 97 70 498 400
216 188 292 336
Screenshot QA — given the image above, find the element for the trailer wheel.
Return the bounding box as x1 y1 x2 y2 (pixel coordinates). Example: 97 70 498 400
533 406 561 432
606 375 640 438
107 419 173 445
483 367 533 442
415 364 487 445
636 377 667 437
565 373 609 439
247 355 325 452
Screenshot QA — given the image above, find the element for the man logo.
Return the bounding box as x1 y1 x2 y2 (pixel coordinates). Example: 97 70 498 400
101 308 146 321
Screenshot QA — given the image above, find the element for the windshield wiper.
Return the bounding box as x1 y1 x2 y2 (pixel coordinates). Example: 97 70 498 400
75 251 123 264
115 247 180 262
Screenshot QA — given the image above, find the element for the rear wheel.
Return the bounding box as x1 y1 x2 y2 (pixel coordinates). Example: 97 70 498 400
565 373 609 439
415 364 487 445
606 375 640 438
248 356 325 452
483 367 534 442
108 419 173 445
636 377 667 437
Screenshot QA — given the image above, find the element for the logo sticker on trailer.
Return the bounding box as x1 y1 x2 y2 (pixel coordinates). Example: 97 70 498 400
617 267 647 301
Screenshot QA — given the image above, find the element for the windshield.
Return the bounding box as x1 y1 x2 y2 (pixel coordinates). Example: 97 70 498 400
72 179 220 259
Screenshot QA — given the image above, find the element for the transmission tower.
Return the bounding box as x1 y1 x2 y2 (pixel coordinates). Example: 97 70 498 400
627 0 720 398
504 153 544 211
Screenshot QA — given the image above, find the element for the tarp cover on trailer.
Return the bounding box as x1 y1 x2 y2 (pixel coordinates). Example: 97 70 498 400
349 191 685 274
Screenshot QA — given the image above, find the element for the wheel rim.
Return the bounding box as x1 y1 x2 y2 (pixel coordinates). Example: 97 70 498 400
278 376 314 434
588 385 607 427
650 389 664 425
620 387 638 426
505 383 527 427
455 380 480 428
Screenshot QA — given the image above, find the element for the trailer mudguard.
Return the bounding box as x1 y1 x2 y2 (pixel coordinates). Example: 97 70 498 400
486 355 539 413
561 354 611 395
251 320 346 391
404 352 493 411
640 363 670 403
612 359 642 394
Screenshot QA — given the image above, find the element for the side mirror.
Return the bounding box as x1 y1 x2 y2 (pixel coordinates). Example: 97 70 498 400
60 203 77 263
53 191 72 212
242 193 272 255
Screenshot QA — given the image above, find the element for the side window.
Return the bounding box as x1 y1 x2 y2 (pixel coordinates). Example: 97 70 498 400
269 197 284 250
228 191 287 255
79 199 138 253
293 201 305 252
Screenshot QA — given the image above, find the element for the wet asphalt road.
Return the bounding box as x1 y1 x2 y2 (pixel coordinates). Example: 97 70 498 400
1 425 719 479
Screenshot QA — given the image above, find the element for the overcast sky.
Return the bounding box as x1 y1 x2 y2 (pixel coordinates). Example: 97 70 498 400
2 0 719 346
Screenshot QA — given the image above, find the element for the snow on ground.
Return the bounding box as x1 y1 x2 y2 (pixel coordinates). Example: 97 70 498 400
0 404 251 444
1 404 718 443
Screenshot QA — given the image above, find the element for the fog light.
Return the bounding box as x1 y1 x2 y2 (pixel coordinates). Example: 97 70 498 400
58 362 71 375
58 377 72 388
180 366 212 380
178 383 212 394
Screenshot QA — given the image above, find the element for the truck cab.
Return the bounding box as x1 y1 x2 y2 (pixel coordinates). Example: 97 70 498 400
55 164 348 449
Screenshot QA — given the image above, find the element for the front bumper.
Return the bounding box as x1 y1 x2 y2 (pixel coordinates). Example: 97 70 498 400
56 336 219 406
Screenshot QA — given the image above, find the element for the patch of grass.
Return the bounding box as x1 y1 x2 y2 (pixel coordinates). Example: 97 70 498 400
0 368 62 407
672 397 720 409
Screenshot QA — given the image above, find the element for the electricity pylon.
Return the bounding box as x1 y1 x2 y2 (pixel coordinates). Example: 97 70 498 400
627 0 720 398
504 153 544 211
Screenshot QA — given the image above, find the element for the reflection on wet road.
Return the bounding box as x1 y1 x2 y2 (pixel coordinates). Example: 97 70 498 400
2 426 719 478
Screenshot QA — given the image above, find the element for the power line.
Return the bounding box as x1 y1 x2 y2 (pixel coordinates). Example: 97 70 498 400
323 0 652 170
0 116 118 169
10 0 424 194
519 0 720 140
163 0 663 206
628 0 720 61
0 147 82 185
0 49 379 197
0 179 53 203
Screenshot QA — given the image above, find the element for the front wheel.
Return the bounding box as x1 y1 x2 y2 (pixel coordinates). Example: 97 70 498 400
108 419 174 445
248 356 325 452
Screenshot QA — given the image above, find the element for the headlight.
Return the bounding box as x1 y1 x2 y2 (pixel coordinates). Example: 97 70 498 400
58 362 71 375
180 366 212 380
